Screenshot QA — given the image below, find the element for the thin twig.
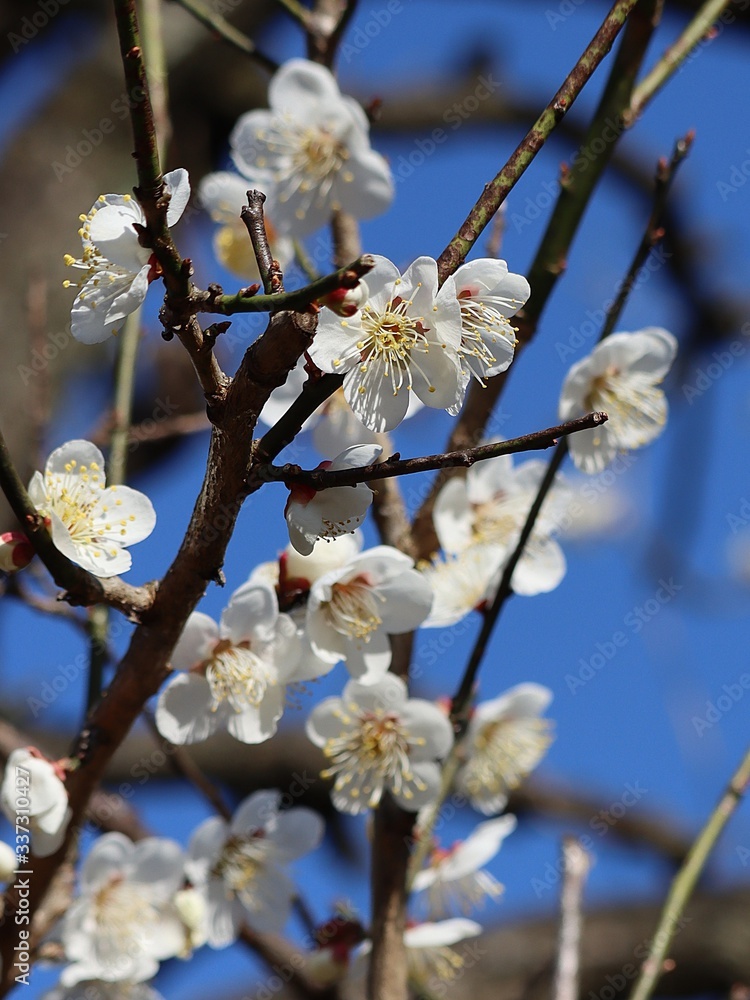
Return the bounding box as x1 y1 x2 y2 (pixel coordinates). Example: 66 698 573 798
450 439 568 724
240 191 284 295
413 0 661 558
626 0 737 124
436 0 642 282
171 0 280 72
628 742 750 1000
142 711 233 821
552 837 592 1000
201 254 374 315
264 413 607 490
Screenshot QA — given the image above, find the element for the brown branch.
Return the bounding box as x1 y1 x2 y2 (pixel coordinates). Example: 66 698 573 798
263 413 607 490
171 0 280 73
0 304 319 992
241 190 284 295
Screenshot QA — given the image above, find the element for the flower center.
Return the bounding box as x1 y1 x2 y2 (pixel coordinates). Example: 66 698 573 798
323 574 384 640
204 640 271 711
354 293 435 397
91 876 157 966
463 717 553 800
212 833 268 895
585 365 666 445
321 706 427 808
258 118 351 218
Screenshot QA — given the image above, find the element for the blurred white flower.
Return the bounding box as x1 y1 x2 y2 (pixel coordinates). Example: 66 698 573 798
350 919 483 986
27 440 155 578
559 327 678 474
1 748 71 858
412 814 516 917
231 59 393 235
307 545 433 681
155 579 317 746
309 255 463 432
198 171 293 280
60 833 185 985
285 444 381 555
306 675 453 815
185 790 324 946
420 544 506 628
433 449 571 596
64 169 190 344
457 684 554 815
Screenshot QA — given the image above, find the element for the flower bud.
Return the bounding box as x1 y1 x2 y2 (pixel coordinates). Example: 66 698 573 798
319 280 369 317
0 532 34 573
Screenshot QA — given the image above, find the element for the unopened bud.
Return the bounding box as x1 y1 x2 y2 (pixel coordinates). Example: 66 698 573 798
0 532 34 573
319 280 369 317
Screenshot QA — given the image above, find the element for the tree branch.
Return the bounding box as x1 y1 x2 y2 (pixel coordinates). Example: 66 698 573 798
264 413 607 490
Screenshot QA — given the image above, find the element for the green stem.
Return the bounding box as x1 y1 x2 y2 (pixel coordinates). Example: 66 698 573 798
406 750 462 891
436 0 642 283
627 0 736 122
628 742 750 1000
204 254 374 315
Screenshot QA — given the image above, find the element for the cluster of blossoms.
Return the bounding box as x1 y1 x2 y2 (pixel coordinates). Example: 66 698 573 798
34 42 686 1000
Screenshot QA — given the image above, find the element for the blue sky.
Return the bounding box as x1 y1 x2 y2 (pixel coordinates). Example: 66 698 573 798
1 2 750 996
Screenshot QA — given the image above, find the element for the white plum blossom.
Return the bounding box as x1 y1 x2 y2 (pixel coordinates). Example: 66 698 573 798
412 814 517 916
420 544 506 628
457 684 554 815
198 171 293 280
306 675 453 815
438 258 530 403
404 919 484 985
64 169 190 344
350 919 482 986
308 256 464 432
285 444 381 555
27 440 156 578
307 545 433 681
155 579 317 746
559 327 678 474
433 449 571 596
185 790 324 946
282 530 363 590
1 748 72 857
60 833 186 986
230 59 393 235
